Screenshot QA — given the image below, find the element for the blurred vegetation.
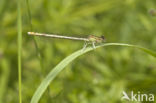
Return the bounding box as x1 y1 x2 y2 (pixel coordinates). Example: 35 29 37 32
0 0 156 103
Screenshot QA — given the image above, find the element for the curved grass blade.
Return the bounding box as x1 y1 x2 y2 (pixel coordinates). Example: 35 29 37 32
31 43 156 103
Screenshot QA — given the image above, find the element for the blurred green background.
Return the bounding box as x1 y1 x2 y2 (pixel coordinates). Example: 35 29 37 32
0 0 156 103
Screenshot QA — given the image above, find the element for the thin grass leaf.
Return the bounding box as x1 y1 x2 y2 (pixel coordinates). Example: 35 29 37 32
31 43 156 103
26 0 44 76
17 0 22 102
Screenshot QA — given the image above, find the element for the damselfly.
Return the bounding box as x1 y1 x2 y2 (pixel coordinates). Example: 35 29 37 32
28 32 105 50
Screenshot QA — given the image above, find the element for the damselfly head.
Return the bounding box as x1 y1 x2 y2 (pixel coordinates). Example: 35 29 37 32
97 35 105 43
101 35 105 40
149 8 156 16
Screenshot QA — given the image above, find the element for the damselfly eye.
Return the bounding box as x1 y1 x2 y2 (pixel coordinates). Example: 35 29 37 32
101 35 105 40
149 9 156 16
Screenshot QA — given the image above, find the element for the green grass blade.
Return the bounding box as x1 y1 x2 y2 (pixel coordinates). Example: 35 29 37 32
17 0 22 102
98 43 156 57
31 43 156 103
26 0 44 75
26 0 33 30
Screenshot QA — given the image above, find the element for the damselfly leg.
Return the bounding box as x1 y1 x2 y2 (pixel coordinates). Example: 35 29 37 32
92 42 96 49
82 41 88 51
